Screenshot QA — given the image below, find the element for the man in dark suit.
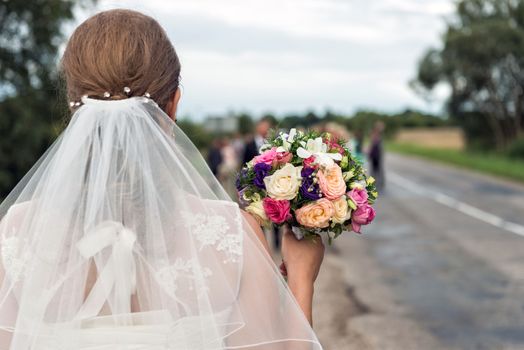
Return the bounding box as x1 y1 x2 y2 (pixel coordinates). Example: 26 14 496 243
242 117 272 164
207 138 223 176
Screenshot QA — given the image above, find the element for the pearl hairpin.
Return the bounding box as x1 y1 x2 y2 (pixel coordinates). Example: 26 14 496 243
68 90 153 108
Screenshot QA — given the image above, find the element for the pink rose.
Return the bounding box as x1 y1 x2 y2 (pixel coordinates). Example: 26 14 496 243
303 156 318 169
273 151 293 166
317 164 347 200
348 188 368 206
328 140 345 155
351 204 376 233
253 147 278 165
263 197 291 224
295 198 334 228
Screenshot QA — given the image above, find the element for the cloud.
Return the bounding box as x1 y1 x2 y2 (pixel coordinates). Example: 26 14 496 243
84 0 455 118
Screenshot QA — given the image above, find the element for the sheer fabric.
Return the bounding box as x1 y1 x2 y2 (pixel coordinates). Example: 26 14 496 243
0 97 322 349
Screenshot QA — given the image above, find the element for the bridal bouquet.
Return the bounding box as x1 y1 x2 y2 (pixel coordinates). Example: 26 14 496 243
236 128 378 242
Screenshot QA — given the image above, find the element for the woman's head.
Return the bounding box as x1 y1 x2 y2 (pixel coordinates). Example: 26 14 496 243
61 9 181 116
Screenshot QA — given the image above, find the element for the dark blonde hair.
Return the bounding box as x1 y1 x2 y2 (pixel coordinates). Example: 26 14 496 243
61 9 180 111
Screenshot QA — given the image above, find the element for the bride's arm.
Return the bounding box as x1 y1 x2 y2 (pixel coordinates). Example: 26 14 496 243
281 229 324 326
242 211 324 326
241 211 271 254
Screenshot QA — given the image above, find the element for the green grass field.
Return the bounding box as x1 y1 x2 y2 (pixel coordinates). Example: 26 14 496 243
387 143 524 184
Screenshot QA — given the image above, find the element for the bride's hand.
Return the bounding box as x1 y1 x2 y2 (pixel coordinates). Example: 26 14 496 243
281 226 325 284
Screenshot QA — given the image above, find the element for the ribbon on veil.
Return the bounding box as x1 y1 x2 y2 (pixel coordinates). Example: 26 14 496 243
74 221 137 321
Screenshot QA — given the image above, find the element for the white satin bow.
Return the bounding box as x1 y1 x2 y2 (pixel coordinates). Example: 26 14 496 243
74 221 138 320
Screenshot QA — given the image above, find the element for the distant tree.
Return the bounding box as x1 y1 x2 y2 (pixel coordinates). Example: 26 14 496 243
322 110 345 124
177 119 212 150
237 113 254 135
390 109 450 129
280 114 305 129
346 111 386 136
412 0 524 150
278 111 324 129
303 111 320 127
344 109 449 140
0 0 95 197
260 113 278 128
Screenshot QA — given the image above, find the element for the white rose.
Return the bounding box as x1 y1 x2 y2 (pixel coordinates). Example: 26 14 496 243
245 200 269 226
264 163 302 200
332 195 351 224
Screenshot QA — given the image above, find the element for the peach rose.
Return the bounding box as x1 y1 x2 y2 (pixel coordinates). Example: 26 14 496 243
295 198 334 228
317 164 347 200
332 195 351 224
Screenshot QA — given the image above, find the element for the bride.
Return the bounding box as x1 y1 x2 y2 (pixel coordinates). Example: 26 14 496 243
0 9 324 350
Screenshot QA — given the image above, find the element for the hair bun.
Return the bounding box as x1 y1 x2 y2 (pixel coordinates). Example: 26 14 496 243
61 9 180 113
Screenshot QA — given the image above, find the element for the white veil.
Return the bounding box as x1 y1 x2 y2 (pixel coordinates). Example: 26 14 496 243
0 96 322 350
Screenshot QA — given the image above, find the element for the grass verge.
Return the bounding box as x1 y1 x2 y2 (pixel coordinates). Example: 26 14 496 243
387 143 524 184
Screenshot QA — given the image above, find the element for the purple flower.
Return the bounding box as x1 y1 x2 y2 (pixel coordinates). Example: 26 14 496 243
237 187 251 208
236 168 248 191
254 162 272 189
300 167 321 200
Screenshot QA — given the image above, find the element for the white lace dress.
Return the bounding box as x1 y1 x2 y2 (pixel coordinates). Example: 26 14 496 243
1 199 244 349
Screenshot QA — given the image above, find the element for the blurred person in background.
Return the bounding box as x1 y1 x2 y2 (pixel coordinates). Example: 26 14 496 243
323 122 350 146
369 121 385 191
231 132 245 161
242 116 273 164
351 129 365 164
218 137 239 199
207 138 223 176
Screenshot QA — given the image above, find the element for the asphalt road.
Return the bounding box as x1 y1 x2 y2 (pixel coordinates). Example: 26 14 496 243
313 152 524 350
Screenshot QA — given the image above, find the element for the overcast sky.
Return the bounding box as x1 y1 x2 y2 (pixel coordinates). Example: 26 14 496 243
79 0 454 120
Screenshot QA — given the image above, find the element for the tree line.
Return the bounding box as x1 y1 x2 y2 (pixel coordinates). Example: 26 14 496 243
177 109 450 151
0 0 95 199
